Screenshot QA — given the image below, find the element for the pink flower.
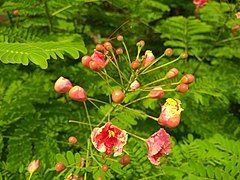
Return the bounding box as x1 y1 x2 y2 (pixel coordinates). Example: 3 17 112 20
235 12 240 19
146 128 171 165
91 122 128 156
158 98 183 128
193 0 208 7
54 76 72 93
28 160 40 173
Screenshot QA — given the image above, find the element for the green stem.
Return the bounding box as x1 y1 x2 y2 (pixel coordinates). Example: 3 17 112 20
44 1 53 32
140 54 165 75
97 106 115 126
142 77 167 88
141 57 180 75
28 173 33 180
84 139 90 180
83 102 92 131
88 98 107 104
109 51 124 85
69 120 97 126
52 5 72 16
100 71 123 88
127 131 146 142
122 41 131 64
124 96 148 107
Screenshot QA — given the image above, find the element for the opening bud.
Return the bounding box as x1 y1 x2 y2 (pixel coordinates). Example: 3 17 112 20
181 74 195 84
143 50 155 67
96 44 105 52
165 68 179 79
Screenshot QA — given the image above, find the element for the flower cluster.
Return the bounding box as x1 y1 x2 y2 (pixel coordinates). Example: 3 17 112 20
53 36 194 168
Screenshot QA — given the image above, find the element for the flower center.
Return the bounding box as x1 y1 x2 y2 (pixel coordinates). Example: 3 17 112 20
108 130 115 138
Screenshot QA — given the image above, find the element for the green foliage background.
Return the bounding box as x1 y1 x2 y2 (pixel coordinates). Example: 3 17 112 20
0 0 239 179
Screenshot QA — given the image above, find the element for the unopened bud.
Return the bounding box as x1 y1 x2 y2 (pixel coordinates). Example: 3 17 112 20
181 74 195 84
166 68 179 79
130 80 141 91
180 52 188 59
69 86 87 102
177 84 188 93
148 86 165 99
164 48 173 57
54 77 73 93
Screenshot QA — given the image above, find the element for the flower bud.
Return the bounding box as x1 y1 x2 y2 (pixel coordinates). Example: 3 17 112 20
181 74 195 84
164 48 173 57
148 86 165 99
131 60 139 70
130 80 140 91
96 44 105 52
143 50 155 67
54 77 73 93
176 84 188 93
165 68 179 79
69 86 87 102
103 42 112 51
28 160 40 174
89 61 104 71
116 48 123 55
180 52 188 59
81 55 92 67
136 40 145 47
117 35 123 41
112 89 125 104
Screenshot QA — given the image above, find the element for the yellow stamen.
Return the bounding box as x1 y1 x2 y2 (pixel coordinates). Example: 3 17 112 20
108 130 115 138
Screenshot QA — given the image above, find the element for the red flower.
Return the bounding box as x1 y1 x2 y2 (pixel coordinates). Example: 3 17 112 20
91 122 128 156
193 0 208 7
146 128 171 165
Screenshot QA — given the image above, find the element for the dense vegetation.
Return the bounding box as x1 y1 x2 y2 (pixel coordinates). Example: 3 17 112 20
0 0 239 179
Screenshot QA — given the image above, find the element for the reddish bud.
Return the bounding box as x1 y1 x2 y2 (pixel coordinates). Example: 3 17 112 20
148 86 165 99
81 56 92 67
103 42 112 51
181 74 195 84
112 89 125 104
96 44 105 52
137 40 145 47
97 177 103 180
160 116 180 128
231 25 240 34
180 52 188 59
89 61 103 71
164 48 173 57
166 68 179 79
131 60 139 70
177 84 188 93
54 77 73 93
120 155 130 166
101 164 108 172
55 162 65 172
68 136 77 144
116 48 123 55
69 86 87 102
28 160 40 173
117 35 123 41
